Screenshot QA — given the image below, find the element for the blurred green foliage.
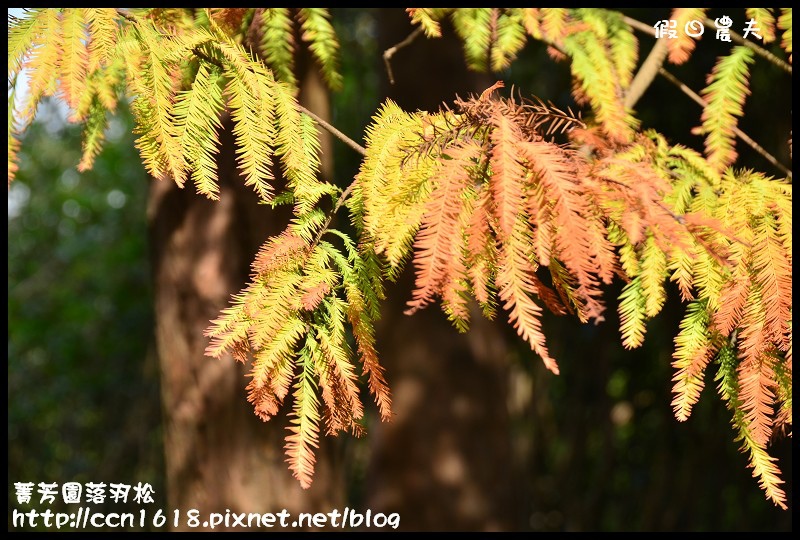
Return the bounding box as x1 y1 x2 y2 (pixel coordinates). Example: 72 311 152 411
7 8 792 532
8 100 164 530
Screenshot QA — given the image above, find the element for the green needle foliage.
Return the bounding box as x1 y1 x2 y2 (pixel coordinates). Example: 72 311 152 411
8 8 791 506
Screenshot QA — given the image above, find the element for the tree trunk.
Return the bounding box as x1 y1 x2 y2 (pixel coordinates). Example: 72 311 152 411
147 62 343 531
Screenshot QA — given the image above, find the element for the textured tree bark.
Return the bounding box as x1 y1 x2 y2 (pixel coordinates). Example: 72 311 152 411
147 62 344 531
363 9 524 531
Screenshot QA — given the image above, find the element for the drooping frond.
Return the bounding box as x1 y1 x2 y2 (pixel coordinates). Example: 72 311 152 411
772 355 792 431
8 82 21 185
777 8 791 63
490 9 527 72
258 8 296 87
128 19 187 185
272 82 337 215
666 9 708 65
712 169 792 358
559 10 638 142
465 188 497 315
601 10 638 90
352 100 438 275
172 63 225 199
8 9 48 79
285 337 321 489
618 277 647 350
713 275 751 338
668 245 696 302
406 140 482 315
490 112 526 242
639 234 668 318
18 9 62 125
205 223 391 488
699 46 755 172
498 219 559 374
716 344 787 509
577 9 638 92
297 8 342 91
671 299 714 421
746 8 776 44
521 140 610 321
406 8 450 38
217 36 277 200
737 350 777 448
59 9 89 112
339 244 392 421
76 99 109 173
450 8 494 72
751 214 792 351
539 8 568 43
520 8 543 40
10 9 125 179
316 295 364 432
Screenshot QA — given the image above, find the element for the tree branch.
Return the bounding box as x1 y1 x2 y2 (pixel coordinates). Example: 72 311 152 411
702 17 792 75
115 8 137 23
624 36 669 109
298 106 366 156
383 26 424 85
623 14 791 75
658 68 792 179
622 15 657 38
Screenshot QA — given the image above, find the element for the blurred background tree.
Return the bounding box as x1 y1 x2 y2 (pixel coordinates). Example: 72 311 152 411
8 7 791 531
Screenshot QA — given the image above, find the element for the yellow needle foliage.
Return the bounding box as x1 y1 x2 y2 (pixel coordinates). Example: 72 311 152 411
8 8 791 506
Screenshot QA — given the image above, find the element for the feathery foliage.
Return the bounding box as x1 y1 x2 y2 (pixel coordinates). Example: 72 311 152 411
746 8 777 44
8 8 791 503
777 8 792 63
698 46 755 172
406 8 640 141
666 8 708 65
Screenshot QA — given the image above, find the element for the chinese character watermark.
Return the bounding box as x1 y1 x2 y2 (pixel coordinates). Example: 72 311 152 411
684 19 704 38
715 16 733 42
37 482 58 505
14 482 35 505
742 19 762 40
84 482 107 504
108 483 132 503
653 16 766 42
133 482 156 504
62 482 82 504
654 19 678 39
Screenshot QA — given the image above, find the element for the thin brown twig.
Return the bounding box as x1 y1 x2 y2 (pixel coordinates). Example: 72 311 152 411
115 8 137 23
702 17 791 75
383 26 424 85
188 44 365 241
625 13 792 76
622 15 657 38
623 14 791 178
624 36 669 109
298 106 366 156
311 181 358 248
